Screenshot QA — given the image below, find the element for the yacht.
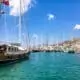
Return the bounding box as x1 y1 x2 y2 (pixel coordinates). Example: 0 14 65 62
0 43 30 63
0 0 30 64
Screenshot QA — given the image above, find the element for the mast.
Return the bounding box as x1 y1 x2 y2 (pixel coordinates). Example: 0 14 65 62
46 34 48 47
19 0 21 43
0 0 9 43
0 1 7 41
4 4 8 42
27 31 30 51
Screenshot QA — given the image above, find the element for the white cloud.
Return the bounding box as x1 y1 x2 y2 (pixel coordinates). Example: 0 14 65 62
9 0 35 16
74 24 80 30
47 13 55 20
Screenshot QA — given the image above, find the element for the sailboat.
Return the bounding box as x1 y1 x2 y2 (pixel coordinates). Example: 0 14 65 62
0 0 30 64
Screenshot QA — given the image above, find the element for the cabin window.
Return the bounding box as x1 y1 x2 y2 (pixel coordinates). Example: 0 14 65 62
12 48 14 51
14 48 18 52
16 48 18 51
8 47 13 52
14 47 18 52
8 47 11 51
8 47 19 52
15 48 17 52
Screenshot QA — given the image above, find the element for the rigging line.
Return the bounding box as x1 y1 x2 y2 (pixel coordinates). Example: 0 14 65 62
19 0 22 44
22 0 30 50
4 4 8 42
0 3 1 16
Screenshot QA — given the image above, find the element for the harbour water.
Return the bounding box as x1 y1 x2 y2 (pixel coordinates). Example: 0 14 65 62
0 52 80 80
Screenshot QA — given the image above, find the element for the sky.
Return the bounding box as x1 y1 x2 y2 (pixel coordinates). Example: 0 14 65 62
0 0 80 46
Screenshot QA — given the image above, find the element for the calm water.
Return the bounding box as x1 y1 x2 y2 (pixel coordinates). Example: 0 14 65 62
0 52 80 80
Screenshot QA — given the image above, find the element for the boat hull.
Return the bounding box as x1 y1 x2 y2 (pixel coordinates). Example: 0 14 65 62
0 44 30 64
0 53 30 65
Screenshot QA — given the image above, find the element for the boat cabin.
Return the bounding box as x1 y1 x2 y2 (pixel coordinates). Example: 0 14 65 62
0 44 23 54
0 44 27 60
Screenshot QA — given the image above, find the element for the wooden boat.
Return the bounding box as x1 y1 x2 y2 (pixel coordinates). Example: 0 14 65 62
0 43 30 64
0 0 30 64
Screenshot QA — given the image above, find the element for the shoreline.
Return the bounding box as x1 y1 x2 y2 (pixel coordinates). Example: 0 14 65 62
29 38 80 54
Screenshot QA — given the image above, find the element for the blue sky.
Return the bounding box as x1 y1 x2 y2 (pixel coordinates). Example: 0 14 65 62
0 0 80 45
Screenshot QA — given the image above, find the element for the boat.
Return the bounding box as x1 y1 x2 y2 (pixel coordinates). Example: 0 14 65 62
0 43 30 64
63 47 75 54
0 0 30 64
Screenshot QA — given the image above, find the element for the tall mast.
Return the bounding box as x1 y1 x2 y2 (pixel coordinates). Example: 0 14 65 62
46 34 48 47
26 31 30 51
19 0 22 44
3 2 8 42
4 6 7 41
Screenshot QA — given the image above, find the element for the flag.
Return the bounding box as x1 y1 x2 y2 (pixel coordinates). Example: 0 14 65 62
3 0 9 6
